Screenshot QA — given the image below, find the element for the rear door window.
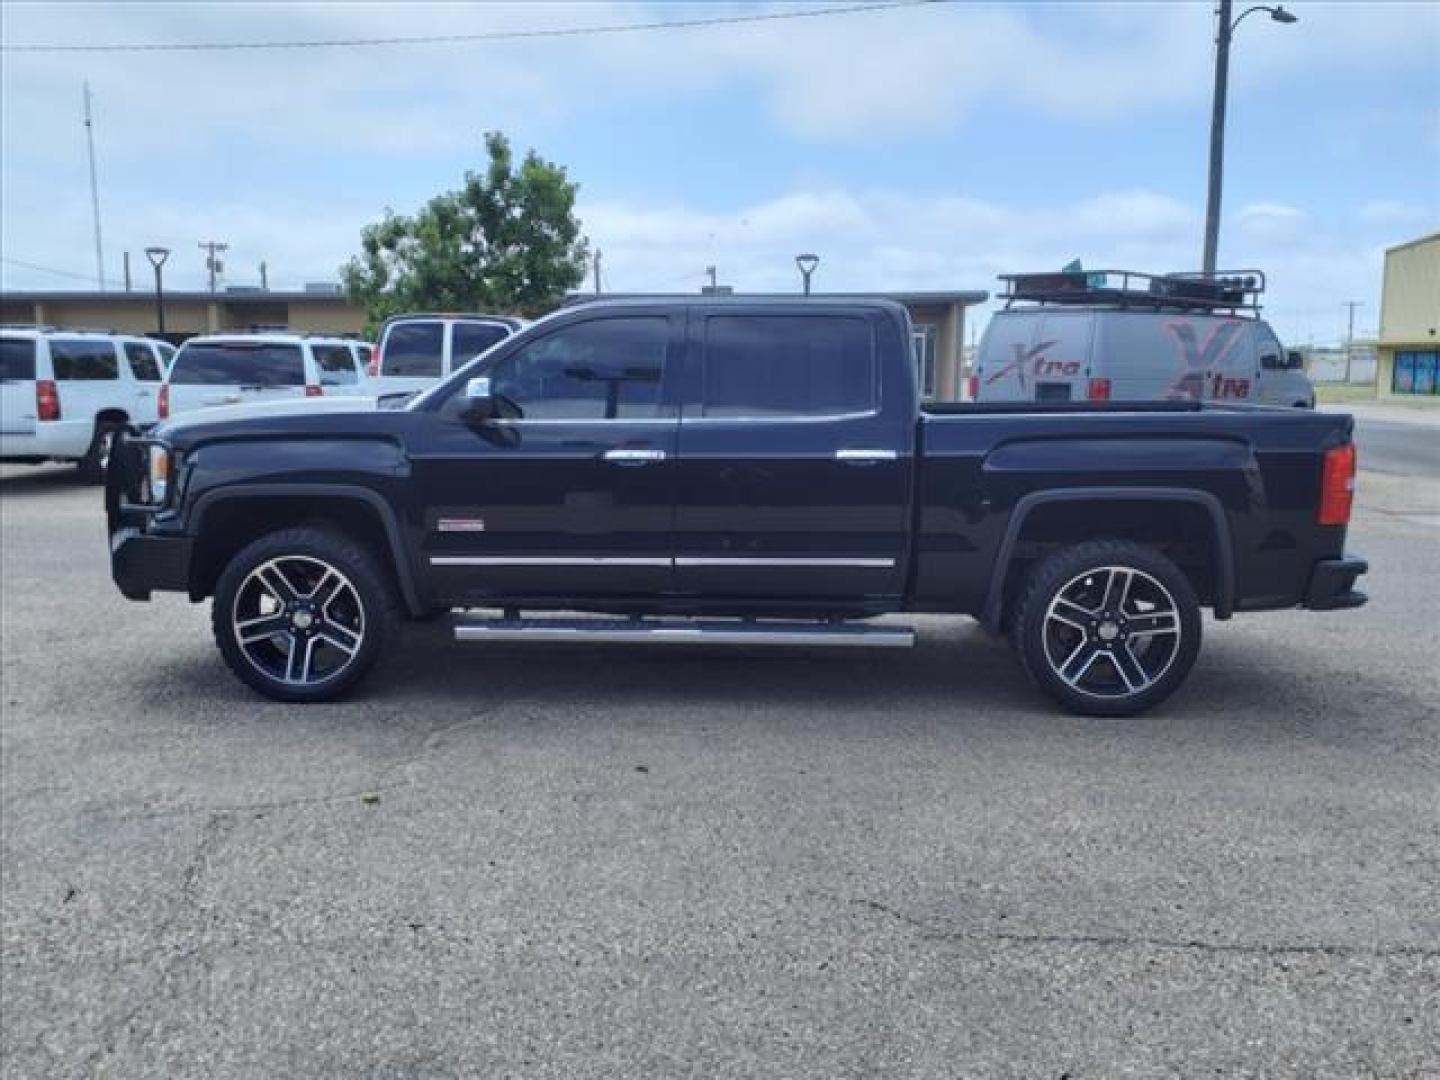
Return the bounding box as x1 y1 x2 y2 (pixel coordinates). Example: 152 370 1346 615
700 315 874 417
312 343 359 386
124 342 163 382
168 343 305 386
0 337 36 381
381 321 443 377
50 339 119 381
451 321 510 368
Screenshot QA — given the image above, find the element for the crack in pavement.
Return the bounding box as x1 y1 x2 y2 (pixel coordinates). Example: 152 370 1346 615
76 810 238 1074
850 898 1440 961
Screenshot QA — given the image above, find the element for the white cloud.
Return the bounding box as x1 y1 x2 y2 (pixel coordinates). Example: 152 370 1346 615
1358 200 1434 228
2 0 1435 159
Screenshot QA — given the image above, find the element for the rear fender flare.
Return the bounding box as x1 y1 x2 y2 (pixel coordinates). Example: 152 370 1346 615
980 486 1235 632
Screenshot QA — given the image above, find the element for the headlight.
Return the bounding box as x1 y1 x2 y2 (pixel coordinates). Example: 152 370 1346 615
147 444 172 504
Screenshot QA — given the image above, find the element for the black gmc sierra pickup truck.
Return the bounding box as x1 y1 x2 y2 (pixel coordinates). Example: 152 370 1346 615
107 297 1368 716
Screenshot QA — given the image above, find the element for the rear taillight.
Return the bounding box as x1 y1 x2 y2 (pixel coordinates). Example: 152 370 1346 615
1087 378 1112 402
157 384 170 420
36 379 60 421
305 384 323 397
1318 442 1357 526
366 349 380 378
967 374 979 401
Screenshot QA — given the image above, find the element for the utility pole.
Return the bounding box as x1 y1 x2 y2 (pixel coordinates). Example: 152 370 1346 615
1202 0 1232 276
1343 300 1363 384
1202 3 1298 274
83 81 106 291
259 261 269 291
123 251 132 292
198 240 229 292
593 249 603 295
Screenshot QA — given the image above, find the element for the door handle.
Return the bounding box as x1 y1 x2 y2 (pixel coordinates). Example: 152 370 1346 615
136 390 152 398
603 448 667 464
835 448 897 464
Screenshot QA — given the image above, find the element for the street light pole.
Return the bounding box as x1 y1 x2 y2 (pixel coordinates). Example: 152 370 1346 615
795 253 819 296
144 247 170 336
1202 3 1298 275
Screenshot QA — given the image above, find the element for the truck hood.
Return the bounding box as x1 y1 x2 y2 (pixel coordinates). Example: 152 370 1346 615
158 395 381 430
151 394 416 452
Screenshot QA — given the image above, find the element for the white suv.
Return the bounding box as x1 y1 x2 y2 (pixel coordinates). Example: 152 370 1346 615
1 328 168 482
160 333 370 420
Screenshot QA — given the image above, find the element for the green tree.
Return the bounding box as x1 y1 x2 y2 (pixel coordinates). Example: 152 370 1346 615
342 131 589 330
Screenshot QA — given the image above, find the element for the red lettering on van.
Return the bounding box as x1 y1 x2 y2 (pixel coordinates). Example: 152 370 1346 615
1163 320 1245 400
985 339 1059 392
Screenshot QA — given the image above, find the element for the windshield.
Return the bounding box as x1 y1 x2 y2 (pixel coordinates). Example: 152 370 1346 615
168 342 306 386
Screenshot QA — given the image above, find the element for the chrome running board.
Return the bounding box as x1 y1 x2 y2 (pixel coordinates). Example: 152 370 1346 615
452 615 915 649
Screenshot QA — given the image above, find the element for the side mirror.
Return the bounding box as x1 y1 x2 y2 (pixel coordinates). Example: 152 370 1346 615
462 375 514 423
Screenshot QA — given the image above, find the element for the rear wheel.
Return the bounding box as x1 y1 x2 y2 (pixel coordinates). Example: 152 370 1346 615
212 527 398 702
77 419 122 484
1011 540 1202 717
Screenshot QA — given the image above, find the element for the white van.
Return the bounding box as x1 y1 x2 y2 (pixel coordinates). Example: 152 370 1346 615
972 270 1314 408
1 328 168 481
160 333 370 420
369 313 521 395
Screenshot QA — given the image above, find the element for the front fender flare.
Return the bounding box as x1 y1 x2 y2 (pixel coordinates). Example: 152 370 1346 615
187 483 425 617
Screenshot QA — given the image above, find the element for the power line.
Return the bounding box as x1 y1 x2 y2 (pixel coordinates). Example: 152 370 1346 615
0 255 124 288
2 1 941 53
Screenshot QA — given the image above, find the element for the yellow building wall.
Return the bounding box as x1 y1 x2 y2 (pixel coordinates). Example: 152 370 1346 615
283 301 367 335
8 298 216 334
1380 233 1440 346
1376 233 1440 399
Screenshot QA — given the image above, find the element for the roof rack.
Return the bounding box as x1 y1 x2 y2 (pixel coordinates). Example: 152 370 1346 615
999 269 1265 314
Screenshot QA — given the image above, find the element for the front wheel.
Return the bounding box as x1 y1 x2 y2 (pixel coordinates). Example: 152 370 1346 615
1010 540 1202 717
212 527 398 702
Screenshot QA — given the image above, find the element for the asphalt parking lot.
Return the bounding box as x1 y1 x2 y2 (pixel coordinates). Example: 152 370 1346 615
2 457 1437 1078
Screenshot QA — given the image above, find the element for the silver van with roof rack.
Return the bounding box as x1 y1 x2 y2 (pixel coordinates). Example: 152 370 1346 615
971 269 1314 408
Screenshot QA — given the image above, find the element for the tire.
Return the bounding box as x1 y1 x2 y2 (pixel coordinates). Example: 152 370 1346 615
77 419 122 484
1010 540 1202 717
211 527 399 702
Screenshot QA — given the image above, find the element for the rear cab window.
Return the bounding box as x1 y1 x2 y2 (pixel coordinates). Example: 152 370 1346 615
0 337 37 381
381 321 443 377
124 342 163 382
50 339 119 381
168 342 305 386
312 343 359 386
699 314 875 417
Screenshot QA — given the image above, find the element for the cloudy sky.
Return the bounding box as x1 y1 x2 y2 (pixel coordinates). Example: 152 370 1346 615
2 0 1437 343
